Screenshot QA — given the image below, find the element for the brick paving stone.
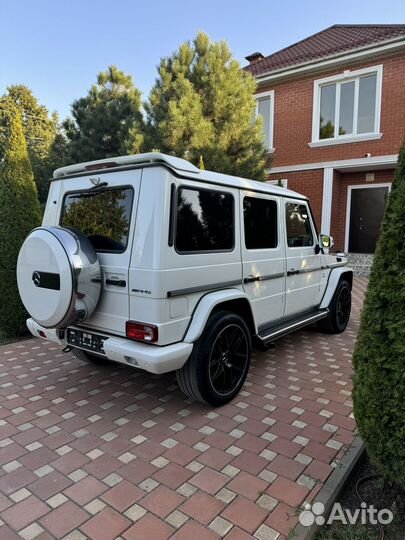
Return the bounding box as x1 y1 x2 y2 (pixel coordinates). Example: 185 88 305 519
80 507 131 540
63 475 107 505
40 500 89 537
172 520 220 540
267 454 306 481
180 490 225 524
0 278 367 540
100 480 144 511
226 471 267 501
265 502 298 537
123 514 174 540
224 526 255 540
189 467 228 495
139 484 184 518
222 496 268 534
2 495 49 531
266 476 309 507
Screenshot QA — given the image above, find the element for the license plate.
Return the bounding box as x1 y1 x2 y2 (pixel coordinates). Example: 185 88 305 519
67 328 107 355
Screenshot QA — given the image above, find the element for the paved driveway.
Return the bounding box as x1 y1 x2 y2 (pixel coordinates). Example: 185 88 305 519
0 278 367 540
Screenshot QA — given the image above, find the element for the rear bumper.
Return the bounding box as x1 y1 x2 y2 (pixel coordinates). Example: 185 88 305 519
26 318 193 375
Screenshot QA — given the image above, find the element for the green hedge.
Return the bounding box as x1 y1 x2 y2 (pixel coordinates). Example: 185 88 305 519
0 109 41 337
353 142 405 488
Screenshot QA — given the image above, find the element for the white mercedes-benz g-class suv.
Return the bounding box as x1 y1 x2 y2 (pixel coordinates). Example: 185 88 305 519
17 153 352 406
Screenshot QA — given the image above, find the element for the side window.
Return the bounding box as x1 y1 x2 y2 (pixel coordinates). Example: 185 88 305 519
175 187 234 253
285 202 314 248
243 197 278 249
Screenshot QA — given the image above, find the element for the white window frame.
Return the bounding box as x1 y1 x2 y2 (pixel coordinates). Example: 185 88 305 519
255 90 275 153
310 65 383 147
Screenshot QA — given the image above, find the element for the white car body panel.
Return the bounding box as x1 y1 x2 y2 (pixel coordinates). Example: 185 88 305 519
21 153 353 376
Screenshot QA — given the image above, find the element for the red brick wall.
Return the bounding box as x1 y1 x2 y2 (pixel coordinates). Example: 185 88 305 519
330 169 394 251
259 53 405 167
268 169 324 229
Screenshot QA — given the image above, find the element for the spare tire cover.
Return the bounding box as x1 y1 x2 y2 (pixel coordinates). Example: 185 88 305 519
17 226 101 329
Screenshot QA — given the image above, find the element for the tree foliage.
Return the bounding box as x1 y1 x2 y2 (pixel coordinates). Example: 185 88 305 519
64 66 144 163
0 85 61 202
0 109 41 336
145 32 267 180
352 142 405 488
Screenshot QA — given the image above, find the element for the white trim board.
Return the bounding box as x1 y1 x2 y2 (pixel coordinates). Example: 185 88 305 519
255 38 405 86
321 168 334 235
344 182 392 252
268 154 398 174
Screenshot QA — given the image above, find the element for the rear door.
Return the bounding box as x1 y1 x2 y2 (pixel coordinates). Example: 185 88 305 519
284 199 322 317
241 192 285 327
59 169 141 335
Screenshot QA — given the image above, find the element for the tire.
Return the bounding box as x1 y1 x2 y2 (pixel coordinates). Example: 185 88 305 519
71 347 109 365
317 279 352 334
176 311 251 407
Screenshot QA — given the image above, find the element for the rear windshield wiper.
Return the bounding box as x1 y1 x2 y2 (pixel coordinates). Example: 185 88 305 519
69 182 109 199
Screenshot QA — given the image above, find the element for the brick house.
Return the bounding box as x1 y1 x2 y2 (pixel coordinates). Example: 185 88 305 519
245 25 405 272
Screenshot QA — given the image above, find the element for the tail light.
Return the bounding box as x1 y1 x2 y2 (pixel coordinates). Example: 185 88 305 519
126 321 158 343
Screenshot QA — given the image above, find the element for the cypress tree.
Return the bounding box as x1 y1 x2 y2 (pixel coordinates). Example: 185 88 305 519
0 109 41 336
352 142 405 487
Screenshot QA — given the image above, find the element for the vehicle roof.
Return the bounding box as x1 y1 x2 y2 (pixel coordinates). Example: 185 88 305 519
53 152 306 200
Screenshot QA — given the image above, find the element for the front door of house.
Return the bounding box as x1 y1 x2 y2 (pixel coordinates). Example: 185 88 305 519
348 186 389 254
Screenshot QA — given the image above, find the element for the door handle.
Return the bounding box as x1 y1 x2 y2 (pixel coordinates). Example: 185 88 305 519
243 275 260 284
287 269 299 276
106 279 126 287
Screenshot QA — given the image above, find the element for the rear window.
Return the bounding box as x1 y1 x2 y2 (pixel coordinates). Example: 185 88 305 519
175 187 234 253
61 187 134 252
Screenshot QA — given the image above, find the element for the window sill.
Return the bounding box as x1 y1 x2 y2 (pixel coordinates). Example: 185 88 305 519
308 133 382 148
265 148 275 154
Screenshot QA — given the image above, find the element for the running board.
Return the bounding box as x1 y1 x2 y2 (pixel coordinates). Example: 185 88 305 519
258 309 329 344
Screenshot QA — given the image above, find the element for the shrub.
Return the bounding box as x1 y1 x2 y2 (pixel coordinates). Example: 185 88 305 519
0 109 41 336
353 142 405 488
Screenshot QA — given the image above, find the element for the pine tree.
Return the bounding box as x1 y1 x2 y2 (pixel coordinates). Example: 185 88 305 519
64 66 144 163
352 142 405 488
145 33 267 180
0 85 61 203
0 109 41 336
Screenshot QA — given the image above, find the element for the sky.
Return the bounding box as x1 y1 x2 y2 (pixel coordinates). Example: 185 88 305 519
2 0 404 121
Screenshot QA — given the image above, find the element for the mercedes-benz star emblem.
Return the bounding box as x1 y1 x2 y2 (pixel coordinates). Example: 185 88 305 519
32 271 41 287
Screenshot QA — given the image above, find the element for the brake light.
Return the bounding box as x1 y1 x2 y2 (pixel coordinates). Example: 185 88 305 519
126 321 158 343
85 162 118 171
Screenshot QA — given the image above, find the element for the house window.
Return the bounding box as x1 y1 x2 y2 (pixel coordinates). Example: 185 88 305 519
312 66 382 146
255 90 274 151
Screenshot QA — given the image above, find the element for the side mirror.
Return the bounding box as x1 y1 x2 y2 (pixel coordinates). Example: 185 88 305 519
320 234 334 249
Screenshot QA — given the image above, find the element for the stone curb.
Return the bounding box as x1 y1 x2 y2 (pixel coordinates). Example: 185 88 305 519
291 436 365 540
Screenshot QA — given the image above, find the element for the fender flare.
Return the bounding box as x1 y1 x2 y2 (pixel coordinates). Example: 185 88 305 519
183 289 257 343
320 267 354 309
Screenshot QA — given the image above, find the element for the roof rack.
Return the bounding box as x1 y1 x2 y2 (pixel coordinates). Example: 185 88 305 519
53 152 201 178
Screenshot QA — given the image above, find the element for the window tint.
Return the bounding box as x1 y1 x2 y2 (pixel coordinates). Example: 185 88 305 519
61 188 133 252
175 188 234 253
244 197 277 249
286 203 314 248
